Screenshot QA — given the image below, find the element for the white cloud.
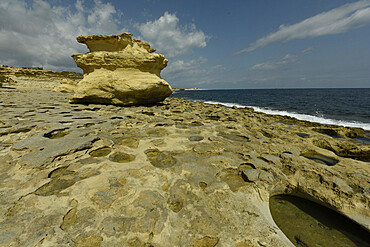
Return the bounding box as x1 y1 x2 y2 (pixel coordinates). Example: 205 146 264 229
136 12 208 58
161 57 226 87
164 57 207 75
301 46 315 54
162 57 208 86
237 0 370 54
0 0 125 71
251 54 298 71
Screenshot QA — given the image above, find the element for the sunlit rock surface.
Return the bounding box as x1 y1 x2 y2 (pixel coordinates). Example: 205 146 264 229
70 33 172 106
53 79 78 93
0 85 369 246
0 65 82 89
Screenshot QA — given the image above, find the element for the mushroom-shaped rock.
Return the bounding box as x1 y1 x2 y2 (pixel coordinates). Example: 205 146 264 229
70 33 172 106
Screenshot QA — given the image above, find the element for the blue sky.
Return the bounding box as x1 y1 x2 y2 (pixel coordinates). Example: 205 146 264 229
1 0 369 88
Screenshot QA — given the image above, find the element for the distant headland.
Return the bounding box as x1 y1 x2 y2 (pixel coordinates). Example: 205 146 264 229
173 87 208 91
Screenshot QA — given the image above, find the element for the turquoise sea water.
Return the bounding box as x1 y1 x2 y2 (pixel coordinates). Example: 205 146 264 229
171 88 370 131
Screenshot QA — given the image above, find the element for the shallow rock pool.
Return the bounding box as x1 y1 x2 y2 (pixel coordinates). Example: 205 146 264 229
269 194 370 247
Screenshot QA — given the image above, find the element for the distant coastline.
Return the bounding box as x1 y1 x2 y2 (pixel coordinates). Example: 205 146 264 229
173 87 208 91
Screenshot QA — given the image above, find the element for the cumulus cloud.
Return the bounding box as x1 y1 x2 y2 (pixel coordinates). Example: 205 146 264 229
164 57 207 75
162 57 207 85
237 0 370 54
162 57 225 87
0 0 124 71
136 12 208 58
251 54 298 71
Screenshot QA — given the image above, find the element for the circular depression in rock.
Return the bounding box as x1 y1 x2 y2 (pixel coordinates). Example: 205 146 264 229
89 147 112 157
269 194 370 247
108 152 135 163
43 128 70 139
301 151 338 166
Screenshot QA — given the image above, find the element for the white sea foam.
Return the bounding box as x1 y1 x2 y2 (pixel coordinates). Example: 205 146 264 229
202 100 247 109
201 100 370 131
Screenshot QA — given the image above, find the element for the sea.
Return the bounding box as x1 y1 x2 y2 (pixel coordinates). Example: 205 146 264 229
170 88 370 131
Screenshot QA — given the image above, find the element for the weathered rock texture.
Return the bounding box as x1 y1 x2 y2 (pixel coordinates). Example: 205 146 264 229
70 33 172 106
53 79 78 93
0 85 369 246
0 75 4 87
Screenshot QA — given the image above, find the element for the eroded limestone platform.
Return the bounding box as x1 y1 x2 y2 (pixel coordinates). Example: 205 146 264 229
0 87 369 246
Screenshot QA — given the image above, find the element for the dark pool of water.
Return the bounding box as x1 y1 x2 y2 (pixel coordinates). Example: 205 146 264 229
269 194 370 247
301 152 339 166
353 137 370 145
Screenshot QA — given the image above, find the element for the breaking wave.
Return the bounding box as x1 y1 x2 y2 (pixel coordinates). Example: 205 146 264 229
201 100 370 131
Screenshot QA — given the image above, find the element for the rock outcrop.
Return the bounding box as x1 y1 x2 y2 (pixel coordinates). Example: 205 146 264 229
0 65 82 89
70 33 172 106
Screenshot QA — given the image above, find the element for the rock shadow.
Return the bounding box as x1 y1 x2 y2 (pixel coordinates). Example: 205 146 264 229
301 151 338 166
269 194 370 247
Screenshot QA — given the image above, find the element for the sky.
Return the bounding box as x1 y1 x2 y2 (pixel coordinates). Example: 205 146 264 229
0 0 370 89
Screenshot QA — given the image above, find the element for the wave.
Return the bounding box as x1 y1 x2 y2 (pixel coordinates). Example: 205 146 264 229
201 100 370 131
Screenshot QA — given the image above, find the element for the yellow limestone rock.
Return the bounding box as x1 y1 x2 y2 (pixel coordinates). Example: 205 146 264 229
70 33 172 106
53 79 78 93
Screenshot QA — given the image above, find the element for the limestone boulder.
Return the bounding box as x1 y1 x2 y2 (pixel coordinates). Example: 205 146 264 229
70 33 172 106
53 79 78 93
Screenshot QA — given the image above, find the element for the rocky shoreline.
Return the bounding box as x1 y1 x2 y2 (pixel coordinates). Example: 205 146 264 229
0 65 82 89
0 85 369 246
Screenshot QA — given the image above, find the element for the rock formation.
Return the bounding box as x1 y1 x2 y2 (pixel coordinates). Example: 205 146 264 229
70 33 172 106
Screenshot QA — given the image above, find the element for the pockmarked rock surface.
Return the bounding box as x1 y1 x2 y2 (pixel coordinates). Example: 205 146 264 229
70 33 173 106
0 86 369 246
